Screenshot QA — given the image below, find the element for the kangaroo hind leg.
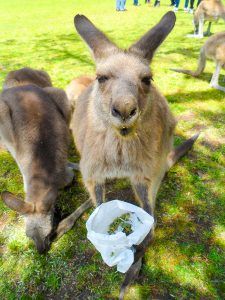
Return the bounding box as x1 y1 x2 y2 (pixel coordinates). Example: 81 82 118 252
210 63 225 92
85 179 105 206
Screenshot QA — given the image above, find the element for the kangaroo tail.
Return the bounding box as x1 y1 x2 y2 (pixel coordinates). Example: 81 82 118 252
171 47 206 77
167 133 200 169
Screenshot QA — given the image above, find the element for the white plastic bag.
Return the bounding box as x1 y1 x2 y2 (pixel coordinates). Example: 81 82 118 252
86 200 154 273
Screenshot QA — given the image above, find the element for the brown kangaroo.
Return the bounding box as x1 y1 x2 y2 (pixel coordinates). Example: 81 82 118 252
190 0 225 38
66 75 94 114
171 31 225 92
0 67 85 253
67 12 199 298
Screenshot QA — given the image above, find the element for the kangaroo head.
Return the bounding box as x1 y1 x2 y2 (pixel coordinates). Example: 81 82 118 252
1 189 57 254
74 12 176 137
3 67 52 90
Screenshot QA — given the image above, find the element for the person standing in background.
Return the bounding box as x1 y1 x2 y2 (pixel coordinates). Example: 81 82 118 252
173 0 180 11
154 0 160 6
182 0 202 13
184 0 193 12
116 0 126 11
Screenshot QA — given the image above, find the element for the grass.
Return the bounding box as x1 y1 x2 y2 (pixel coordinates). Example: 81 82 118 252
0 0 225 299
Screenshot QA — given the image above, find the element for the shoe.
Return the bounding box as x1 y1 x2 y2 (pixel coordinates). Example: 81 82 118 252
173 7 178 12
189 8 193 13
184 7 188 12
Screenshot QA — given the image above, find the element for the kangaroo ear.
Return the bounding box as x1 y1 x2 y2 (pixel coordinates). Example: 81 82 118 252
74 14 118 60
1 192 34 214
129 11 176 61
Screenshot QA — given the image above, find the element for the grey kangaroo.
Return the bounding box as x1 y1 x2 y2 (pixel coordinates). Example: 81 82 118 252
66 12 199 298
172 31 225 92
0 67 86 253
191 0 225 38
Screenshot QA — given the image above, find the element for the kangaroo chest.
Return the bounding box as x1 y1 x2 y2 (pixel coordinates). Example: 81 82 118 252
81 129 157 181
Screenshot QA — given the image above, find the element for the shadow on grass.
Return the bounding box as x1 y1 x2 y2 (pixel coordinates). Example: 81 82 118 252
169 69 225 85
163 46 200 60
166 88 225 103
0 33 94 70
34 33 94 66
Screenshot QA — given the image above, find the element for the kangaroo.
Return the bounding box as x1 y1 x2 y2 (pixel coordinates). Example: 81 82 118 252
0 67 86 253
66 12 199 298
66 75 94 114
171 31 225 92
189 0 225 38
3 67 53 90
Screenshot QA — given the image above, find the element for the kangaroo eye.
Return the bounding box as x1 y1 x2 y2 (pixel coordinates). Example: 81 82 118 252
141 76 152 85
97 75 109 83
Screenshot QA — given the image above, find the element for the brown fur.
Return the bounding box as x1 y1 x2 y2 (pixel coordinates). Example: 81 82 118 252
3 67 52 90
70 12 199 298
66 76 94 114
72 13 178 210
0 68 74 253
73 80 176 209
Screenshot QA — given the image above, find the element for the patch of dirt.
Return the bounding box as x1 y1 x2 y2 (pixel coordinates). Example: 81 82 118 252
105 180 136 204
191 124 208 132
177 111 196 121
106 186 135 204
176 203 214 250
201 132 225 150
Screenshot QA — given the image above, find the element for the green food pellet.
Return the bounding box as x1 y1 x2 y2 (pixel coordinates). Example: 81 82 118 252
108 213 133 235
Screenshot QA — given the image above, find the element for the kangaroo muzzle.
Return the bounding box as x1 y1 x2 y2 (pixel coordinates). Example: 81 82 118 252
33 232 50 254
110 97 139 136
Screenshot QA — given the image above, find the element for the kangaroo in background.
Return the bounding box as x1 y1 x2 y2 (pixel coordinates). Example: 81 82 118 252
171 31 225 92
64 12 199 298
0 67 85 253
189 0 225 38
3 67 53 89
66 75 94 114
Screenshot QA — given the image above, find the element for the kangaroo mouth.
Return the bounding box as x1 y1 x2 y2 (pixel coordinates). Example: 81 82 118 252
119 127 132 136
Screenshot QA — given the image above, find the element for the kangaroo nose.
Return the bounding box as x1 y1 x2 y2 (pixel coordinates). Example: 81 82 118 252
35 241 47 254
33 233 50 254
111 106 138 121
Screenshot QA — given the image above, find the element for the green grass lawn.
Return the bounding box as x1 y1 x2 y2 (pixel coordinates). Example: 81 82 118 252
0 0 225 299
